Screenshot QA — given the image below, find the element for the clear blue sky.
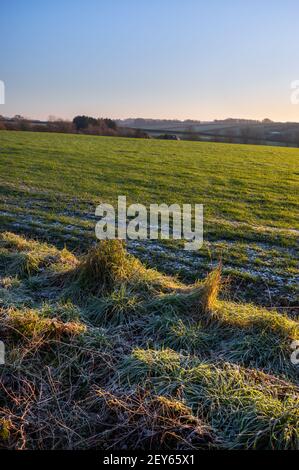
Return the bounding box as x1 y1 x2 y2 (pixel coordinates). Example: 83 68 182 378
1 0 299 121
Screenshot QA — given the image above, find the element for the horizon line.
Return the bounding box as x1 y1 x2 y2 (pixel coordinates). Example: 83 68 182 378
2 114 299 125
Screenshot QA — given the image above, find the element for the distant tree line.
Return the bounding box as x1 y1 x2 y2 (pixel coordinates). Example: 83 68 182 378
72 115 117 134
2 114 299 147
0 115 149 139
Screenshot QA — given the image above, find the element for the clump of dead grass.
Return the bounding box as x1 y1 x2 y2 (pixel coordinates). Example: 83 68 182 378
66 240 141 295
1 308 86 342
199 266 222 313
96 388 215 449
63 239 183 303
0 232 77 277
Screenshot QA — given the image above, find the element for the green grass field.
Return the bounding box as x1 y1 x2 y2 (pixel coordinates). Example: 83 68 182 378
0 131 298 307
0 131 298 449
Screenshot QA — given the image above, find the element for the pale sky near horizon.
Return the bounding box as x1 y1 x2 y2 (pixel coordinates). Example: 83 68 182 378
1 0 299 122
